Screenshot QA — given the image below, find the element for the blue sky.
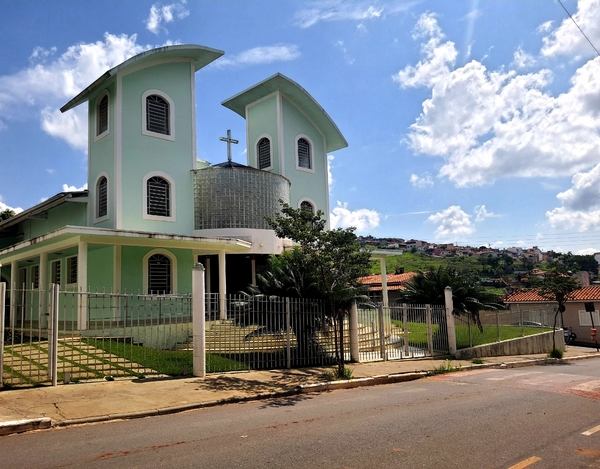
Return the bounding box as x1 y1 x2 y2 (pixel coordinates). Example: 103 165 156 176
1 0 600 254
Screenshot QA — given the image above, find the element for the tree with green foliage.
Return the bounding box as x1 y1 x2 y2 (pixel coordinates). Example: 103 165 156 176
398 266 504 332
555 252 598 274
264 202 372 378
535 263 581 351
0 209 15 221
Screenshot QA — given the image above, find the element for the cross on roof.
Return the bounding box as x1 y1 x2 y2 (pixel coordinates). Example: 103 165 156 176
219 129 238 162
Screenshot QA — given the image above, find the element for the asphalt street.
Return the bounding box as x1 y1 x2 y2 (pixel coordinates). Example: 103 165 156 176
2 358 600 468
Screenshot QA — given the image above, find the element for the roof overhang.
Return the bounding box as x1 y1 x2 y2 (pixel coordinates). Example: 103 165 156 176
221 73 348 153
61 44 224 112
0 226 251 264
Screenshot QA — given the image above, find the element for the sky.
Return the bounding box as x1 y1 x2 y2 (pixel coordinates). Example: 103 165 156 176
1 0 600 255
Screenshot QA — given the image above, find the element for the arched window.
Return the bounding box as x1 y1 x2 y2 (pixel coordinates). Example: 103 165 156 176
97 176 108 219
97 94 109 136
297 137 311 170
148 253 171 294
300 200 315 214
257 137 271 170
147 176 170 217
146 95 170 135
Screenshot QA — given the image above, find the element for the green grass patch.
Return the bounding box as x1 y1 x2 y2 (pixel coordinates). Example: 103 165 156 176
391 320 439 346
455 325 548 349
83 339 248 376
429 359 462 375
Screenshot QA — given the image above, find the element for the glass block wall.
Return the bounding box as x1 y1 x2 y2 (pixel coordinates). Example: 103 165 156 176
193 166 290 230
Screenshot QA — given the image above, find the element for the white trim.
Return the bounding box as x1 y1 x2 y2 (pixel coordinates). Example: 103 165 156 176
115 73 123 229
141 89 175 142
143 248 178 294
277 91 285 176
93 89 110 142
255 134 274 171
298 197 317 213
94 171 110 224
142 171 177 222
295 134 315 174
190 62 197 170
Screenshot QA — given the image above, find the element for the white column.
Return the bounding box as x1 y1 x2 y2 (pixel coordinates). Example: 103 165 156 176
349 303 360 363
218 250 226 320
113 245 121 320
39 253 48 329
380 257 388 307
192 263 206 377
10 261 17 328
77 240 88 330
444 286 457 355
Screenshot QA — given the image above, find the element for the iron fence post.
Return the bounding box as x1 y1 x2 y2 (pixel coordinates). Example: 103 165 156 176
496 309 501 342
286 297 291 369
377 304 386 360
48 283 59 386
426 304 433 357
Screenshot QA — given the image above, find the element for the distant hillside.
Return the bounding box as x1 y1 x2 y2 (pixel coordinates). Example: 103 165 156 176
369 252 482 275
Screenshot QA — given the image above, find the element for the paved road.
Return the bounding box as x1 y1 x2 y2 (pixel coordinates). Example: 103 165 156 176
2 359 600 468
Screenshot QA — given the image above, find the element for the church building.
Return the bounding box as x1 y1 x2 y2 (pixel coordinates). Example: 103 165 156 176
0 44 347 328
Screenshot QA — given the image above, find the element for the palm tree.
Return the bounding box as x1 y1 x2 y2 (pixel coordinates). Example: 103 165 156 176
398 266 504 331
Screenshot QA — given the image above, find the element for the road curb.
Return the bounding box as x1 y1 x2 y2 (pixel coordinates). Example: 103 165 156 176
5 352 600 436
0 418 52 436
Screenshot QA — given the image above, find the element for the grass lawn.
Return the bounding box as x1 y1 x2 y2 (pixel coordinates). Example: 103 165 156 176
83 339 248 376
455 324 546 348
391 320 439 346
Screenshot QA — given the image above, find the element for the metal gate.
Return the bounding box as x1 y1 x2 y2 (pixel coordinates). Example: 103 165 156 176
356 303 449 362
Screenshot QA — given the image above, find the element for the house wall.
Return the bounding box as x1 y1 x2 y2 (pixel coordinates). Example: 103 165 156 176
281 96 328 217
119 60 195 235
14 203 87 242
247 95 279 172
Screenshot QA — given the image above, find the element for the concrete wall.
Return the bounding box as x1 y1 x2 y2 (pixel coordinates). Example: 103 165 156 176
454 330 565 360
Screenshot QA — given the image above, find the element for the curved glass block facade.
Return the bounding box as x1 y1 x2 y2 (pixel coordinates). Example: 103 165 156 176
194 166 290 230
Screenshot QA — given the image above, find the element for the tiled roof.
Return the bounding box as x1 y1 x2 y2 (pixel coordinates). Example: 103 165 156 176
505 286 600 303
359 272 417 291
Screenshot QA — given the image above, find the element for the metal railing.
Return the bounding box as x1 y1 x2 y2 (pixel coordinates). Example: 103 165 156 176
455 307 557 349
356 303 449 362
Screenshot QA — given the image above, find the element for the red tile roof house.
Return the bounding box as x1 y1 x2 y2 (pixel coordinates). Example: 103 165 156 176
359 272 418 305
505 286 600 346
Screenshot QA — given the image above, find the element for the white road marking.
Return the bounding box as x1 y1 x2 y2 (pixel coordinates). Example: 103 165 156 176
582 424 600 436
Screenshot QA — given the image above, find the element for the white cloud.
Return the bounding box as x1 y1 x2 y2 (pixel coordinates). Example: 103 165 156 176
330 201 380 233
409 173 433 188
294 1 394 29
327 154 335 191
46 169 55 174
392 12 457 88
474 204 497 223
0 196 23 214
541 0 600 58
397 12 600 188
546 163 600 230
512 46 537 69
62 183 88 192
576 247 599 255
146 2 190 35
0 33 149 151
211 45 300 68
428 205 475 239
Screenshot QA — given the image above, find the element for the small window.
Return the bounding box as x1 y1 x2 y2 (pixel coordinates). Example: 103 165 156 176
146 95 169 135
148 254 171 294
257 137 271 170
147 176 171 217
31 265 40 290
297 138 311 170
300 200 314 214
97 95 109 136
579 310 600 326
51 260 61 285
67 257 77 285
97 176 108 219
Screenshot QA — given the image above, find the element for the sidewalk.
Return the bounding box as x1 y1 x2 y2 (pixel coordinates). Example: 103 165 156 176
1 346 599 436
